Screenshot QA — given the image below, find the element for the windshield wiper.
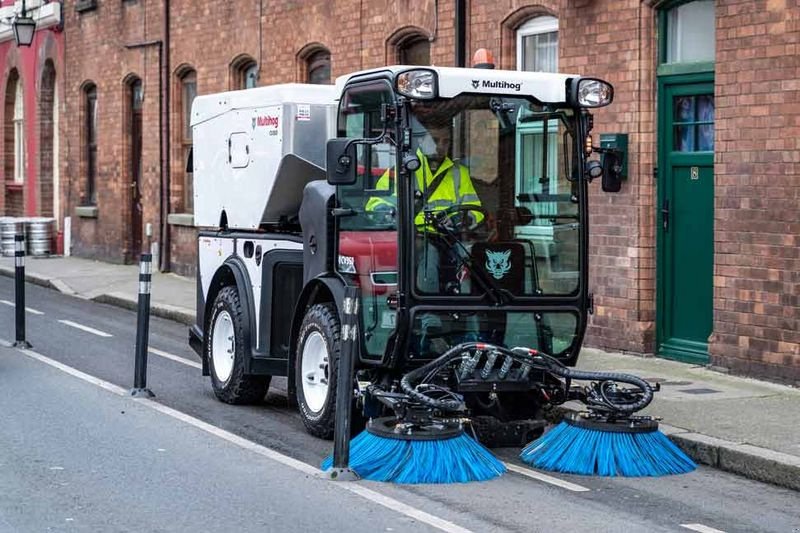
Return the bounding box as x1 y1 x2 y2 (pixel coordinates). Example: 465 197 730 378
423 211 512 305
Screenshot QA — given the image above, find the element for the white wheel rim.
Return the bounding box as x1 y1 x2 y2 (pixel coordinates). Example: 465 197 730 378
212 310 235 383
301 331 329 413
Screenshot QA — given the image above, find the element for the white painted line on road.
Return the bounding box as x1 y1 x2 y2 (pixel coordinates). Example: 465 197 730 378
149 347 202 369
58 320 113 338
505 463 591 492
7 340 472 533
11 345 127 396
0 299 44 315
681 524 727 533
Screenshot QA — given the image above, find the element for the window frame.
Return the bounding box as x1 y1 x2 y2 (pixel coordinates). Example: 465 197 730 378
179 70 197 212
516 15 559 73
84 85 98 205
12 78 23 184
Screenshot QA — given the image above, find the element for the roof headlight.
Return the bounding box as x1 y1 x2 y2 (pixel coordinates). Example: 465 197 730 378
396 70 437 99
575 78 614 108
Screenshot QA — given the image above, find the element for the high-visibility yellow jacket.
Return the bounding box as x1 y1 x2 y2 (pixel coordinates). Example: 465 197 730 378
365 149 483 229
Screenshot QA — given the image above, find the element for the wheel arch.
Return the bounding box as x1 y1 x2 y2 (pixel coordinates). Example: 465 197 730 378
203 258 256 374
287 276 346 405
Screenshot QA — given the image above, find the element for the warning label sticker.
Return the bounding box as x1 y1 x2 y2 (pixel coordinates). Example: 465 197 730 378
296 104 311 121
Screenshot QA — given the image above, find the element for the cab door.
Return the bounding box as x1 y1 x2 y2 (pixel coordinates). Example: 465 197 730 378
334 80 398 361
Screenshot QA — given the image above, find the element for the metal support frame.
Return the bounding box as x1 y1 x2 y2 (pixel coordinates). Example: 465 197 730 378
131 253 155 398
325 285 360 481
13 233 31 348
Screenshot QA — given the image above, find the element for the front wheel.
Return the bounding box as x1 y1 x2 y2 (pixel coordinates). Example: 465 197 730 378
295 303 340 439
206 286 270 404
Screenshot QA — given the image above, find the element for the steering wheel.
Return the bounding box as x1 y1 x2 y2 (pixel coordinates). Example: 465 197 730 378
439 204 489 234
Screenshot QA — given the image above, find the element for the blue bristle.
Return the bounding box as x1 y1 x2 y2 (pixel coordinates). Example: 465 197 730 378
520 421 696 477
321 430 506 484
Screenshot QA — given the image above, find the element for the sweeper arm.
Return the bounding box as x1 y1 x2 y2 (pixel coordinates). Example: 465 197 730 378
364 342 661 438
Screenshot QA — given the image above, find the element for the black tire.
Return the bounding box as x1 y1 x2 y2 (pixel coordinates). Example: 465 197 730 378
206 285 270 404
295 303 340 439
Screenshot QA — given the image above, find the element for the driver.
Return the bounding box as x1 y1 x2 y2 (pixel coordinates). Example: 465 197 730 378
366 123 484 294
366 125 484 232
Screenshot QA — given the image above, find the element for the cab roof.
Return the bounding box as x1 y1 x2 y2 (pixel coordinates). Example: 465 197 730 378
335 65 577 104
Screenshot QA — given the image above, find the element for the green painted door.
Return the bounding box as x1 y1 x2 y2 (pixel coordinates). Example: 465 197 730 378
657 79 714 363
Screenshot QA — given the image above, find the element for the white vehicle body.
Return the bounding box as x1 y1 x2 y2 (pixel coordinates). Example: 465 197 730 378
188 65 605 426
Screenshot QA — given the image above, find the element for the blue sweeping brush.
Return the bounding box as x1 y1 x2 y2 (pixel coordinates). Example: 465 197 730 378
321 417 506 484
520 412 696 477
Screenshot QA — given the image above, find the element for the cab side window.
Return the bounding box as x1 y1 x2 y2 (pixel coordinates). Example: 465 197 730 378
337 81 397 230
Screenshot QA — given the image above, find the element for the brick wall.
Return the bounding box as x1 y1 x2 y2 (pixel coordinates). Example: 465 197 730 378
709 0 800 384
63 0 164 263
59 0 799 382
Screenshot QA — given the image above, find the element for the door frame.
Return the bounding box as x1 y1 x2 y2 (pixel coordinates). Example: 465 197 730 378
656 70 715 364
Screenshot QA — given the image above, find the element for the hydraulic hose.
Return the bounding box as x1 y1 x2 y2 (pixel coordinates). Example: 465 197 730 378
400 342 654 414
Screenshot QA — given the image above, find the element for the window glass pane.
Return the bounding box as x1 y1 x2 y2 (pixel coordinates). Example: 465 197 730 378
400 38 430 66
307 51 331 85
522 31 558 73
674 96 694 122
87 90 97 145
183 75 196 140
697 94 714 122
244 64 258 89
674 125 694 152
131 80 143 111
666 0 715 63
697 124 714 151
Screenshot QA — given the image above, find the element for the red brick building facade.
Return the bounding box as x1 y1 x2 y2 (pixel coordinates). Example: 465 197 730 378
0 0 63 227
21 0 800 383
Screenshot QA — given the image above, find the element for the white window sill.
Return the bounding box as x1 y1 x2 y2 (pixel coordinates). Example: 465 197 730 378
75 206 98 218
167 213 194 227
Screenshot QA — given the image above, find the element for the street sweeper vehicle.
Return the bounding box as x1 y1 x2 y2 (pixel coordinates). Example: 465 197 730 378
189 59 696 482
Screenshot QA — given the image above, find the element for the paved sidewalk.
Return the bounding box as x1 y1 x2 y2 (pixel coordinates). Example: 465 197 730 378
1 254 798 491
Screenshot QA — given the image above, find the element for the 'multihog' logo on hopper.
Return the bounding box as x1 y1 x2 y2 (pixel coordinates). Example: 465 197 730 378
254 115 279 128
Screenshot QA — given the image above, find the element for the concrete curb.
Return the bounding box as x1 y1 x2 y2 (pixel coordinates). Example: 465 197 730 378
664 425 800 491
92 292 195 326
0 265 194 326
0 265 75 294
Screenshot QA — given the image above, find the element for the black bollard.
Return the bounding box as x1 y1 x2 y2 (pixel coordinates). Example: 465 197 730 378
130 253 154 398
326 285 360 481
12 232 31 349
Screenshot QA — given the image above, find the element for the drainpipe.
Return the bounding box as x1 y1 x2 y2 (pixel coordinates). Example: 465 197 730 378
160 0 171 272
455 0 466 67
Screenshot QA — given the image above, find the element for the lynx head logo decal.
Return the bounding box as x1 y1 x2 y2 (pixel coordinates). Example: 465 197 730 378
471 80 480 89
485 249 512 280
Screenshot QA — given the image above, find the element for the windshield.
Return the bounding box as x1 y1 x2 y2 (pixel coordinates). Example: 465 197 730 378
408 95 579 298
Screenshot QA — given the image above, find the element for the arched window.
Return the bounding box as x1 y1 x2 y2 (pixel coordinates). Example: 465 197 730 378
306 49 331 85
84 83 97 205
177 68 197 212
398 36 430 66
232 56 258 90
517 16 558 73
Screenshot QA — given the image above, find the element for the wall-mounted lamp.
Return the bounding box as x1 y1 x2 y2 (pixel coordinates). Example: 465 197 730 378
11 0 36 47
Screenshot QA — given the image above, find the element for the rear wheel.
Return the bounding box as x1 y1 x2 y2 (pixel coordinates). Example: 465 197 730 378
295 303 340 439
206 286 270 404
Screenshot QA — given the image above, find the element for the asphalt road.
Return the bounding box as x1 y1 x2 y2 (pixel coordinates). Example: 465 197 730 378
0 276 798 533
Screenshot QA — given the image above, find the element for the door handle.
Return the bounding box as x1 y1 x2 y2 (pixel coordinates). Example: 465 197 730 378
662 199 670 232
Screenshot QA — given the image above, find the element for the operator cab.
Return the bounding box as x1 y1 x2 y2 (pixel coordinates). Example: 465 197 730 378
327 64 617 369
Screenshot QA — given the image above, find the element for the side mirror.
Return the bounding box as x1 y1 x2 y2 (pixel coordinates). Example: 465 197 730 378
326 138 358 186
601 150 623 192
